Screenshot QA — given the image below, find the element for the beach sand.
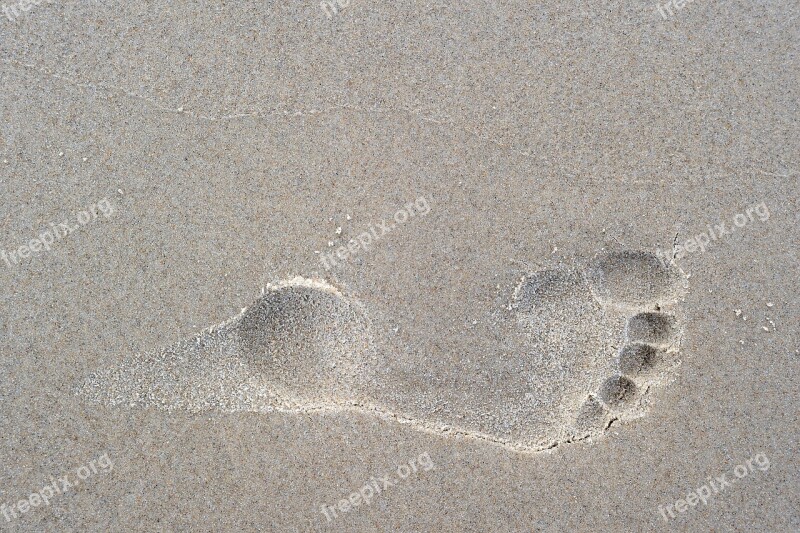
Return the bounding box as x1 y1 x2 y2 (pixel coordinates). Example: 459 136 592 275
0 1 797 531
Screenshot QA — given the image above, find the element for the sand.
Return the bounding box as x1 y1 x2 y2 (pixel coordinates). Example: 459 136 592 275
0 0 798 531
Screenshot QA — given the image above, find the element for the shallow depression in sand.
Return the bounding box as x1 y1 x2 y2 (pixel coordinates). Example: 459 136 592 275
232 280 374 403
79 250 688 453
77 277 375 412
587 250 685 307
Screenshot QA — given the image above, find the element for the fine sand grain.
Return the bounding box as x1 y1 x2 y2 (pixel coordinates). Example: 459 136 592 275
1 0 797 531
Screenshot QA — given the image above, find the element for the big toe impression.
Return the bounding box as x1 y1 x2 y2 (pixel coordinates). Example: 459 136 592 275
587 250 684 307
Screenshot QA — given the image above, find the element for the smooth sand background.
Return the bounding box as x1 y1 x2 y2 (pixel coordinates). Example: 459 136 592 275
1 0 798 531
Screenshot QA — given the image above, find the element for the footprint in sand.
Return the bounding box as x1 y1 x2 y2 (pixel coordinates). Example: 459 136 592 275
77 250 687 453
77 277 376 412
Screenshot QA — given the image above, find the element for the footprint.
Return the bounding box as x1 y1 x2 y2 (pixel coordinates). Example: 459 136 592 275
625 312 678 347
618 343 668 380
231 278 375 405
598 375 640 410
492 250 686 445
573 396 610 435
76 277 376 413
78 250 687 453
587 250 684 307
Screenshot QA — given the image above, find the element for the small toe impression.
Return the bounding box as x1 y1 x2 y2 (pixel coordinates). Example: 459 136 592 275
598 375 639 410
587 250 683 307
625 312 677 346
573 396 609 434
618 343 665 379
